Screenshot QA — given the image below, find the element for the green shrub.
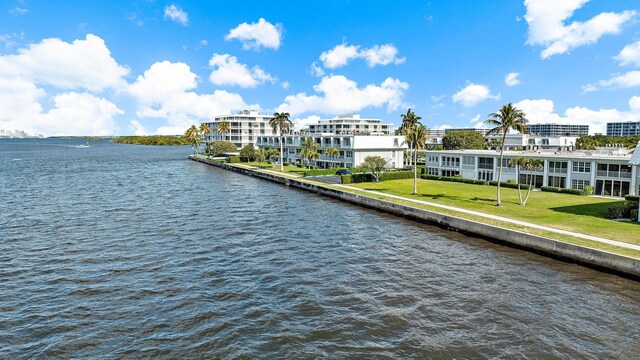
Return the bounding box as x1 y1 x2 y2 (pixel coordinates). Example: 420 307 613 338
284 162 290 166
630 209 638 222
304 168 349 177
625 195 640 202
489 180 531 190
606 202 636 219
540 186 584 195
380 171 414 181
421 174 488 185
341 174 353 184
228 156 241 163
506 178 516 184
583 186 594 196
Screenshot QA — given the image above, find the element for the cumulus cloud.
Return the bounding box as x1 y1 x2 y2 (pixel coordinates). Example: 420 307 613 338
128 61 249 133
583 70 640 92
470 114 481 123
0 34 129 92
309 62 325 77
276 75 408 116
225 18 283 51
164 4 188 26
129 120 149 136
291 115 321 130
208 53 276 88
524 0 636 59
514 97 640 134
615 40 640 67
505 72 521 86
452 83 500 107
319 42 405 69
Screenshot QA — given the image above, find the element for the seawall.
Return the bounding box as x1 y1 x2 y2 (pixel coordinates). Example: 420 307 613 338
190 156 640 280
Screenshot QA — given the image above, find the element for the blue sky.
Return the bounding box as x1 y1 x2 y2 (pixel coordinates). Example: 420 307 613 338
1 0 640 136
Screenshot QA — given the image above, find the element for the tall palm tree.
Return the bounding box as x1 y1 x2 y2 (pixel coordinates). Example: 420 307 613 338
483 103 528 206
184 125 200 155
198 123 212 154
300 137 319 169
217 121 231 142
325 147 340 168
255 147 267 166
269 112 292 172
405 124 428 195
508 156 527 205
396 109 422 166
522 158 543 206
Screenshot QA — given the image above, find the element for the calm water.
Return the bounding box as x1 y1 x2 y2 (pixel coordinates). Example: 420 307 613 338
1 138 639 358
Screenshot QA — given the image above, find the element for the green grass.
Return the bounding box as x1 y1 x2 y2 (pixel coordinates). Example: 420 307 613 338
245 161 307 175
346 178 639 245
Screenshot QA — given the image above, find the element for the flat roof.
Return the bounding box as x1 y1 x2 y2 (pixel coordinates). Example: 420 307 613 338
427 149 632 161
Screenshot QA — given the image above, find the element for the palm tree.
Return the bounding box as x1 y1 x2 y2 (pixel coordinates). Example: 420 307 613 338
522 158 543 206
217 121 231 142
184 125 200 155
198 123 212 154
405 124 428 195
269 112 292 172
396 108 422 167
508 156 527 205
325 147 340 168
255 147 267 166
300 137 319 169
483 103 528 206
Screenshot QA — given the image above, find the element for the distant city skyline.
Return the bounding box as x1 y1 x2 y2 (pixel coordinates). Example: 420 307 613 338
1 0 640 136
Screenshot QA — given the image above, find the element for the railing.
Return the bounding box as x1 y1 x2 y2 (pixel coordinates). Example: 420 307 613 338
548 168 568 174
597 170 632 178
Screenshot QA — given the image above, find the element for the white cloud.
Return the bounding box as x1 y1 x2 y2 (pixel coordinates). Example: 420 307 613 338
164 4 188 26
281 81 290 90
291 115 321 130
505 72 521 86
514 97 640 134
319 42 405 69
615 40 640 67
276 75 408 116
129 120 149 136
128 61 250 131
452 83 500 107
208 53 275 88
470 114 481 123
9 7 29 15
524 0 636 59
583 70 640 92
0 34 129 92
309 62 325 77
225 18 283 51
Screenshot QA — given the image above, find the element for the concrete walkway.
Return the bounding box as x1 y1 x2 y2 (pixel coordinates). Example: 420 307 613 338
334 184 640 252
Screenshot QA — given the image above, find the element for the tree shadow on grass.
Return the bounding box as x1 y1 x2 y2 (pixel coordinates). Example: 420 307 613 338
471 197 496 203
362 187 390 191
549 201 623 218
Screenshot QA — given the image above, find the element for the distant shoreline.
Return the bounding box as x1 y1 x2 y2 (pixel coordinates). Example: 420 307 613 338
111 135 189 146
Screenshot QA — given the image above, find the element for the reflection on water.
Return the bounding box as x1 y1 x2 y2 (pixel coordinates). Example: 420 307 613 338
0 138 639 358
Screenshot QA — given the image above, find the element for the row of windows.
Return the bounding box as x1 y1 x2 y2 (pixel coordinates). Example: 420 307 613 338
571 179 590 190
442 156 460 167
572 161 591 173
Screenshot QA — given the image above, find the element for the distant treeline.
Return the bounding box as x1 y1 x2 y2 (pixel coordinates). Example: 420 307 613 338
111 135 189 146
576 135 640 150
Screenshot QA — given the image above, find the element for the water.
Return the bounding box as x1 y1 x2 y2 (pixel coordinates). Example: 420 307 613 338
1 138 639 358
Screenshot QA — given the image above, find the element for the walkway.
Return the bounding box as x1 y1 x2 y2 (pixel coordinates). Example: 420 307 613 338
334 184 640 252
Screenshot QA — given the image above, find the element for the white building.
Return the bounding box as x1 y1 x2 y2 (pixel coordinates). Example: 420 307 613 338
257 133 406 168
425 148 639 197
307 114 392 135
607 121 640 137
201 110 276 149
485 133 578 152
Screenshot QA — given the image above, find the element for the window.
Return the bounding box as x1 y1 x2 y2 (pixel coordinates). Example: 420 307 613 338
572 161 591 173
463 156 475 166
478 157 494 170
428 155 438 163
478 170 493 181
571 179 590 190
427 167 439 175
442 169 460 177
548 176 566 188
548 161 568 174
345 151 353 158
442 156 460 167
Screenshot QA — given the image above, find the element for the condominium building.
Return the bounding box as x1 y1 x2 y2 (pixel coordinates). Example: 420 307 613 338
201 110 276 149
485 134 578 151
424 148 639 197
527 123 589 137
607 121 640 137
256 133 406 168
307 114 392 135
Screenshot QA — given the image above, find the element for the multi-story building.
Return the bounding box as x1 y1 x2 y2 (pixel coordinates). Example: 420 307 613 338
424 148 639 197
256 133 406 168
485 133 578 151
607 121 640 137
201 110 276 149
307 114 392 135
527 123 589 137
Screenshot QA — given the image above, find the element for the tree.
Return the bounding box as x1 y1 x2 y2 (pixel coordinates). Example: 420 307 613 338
267 148 280 167
483 103 528 206
357 156 388 183
270 112 293 172
300 137 319 169
508 157 527 205
405 124 428 195
217 121 231 141
206 141 237 156
522 158 543 206
395 109 422 166
325 147 340 168
184 125 200 155
239 144 257 162
442 130 486 150
255 147 267 165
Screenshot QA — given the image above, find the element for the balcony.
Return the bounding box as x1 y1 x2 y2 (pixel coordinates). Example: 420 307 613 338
597 170 632 179
548 168 568 174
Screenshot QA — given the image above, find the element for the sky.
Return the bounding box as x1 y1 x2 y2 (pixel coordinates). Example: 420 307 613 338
2 0 640 136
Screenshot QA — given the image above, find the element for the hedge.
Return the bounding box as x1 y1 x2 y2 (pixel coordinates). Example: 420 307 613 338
420 174 488 185
488 180 532 190
341 170 415 184
304 168 355 177
631 209 639 221
228 156 241 163
540 186 585 195
625 195 640 202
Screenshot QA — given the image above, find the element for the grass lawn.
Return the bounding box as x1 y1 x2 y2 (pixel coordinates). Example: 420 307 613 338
245 161 309 175
348 178 639 245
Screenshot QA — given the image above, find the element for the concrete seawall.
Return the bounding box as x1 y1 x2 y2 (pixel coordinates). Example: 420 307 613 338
190 156 640 279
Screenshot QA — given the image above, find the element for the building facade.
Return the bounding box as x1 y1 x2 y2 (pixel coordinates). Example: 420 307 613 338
201 110 275 149
424 148 639 197
607 121 640 137
256 134 406 168
527 123 589 137
307 114 392 135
